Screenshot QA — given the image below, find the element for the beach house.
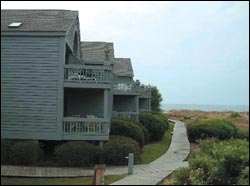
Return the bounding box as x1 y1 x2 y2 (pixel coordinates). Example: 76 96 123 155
1 10 111 141
81 42 152 120
1 9 151 142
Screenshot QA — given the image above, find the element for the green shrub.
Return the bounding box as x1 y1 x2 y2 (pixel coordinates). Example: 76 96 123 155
39 140 65 156
201 139 249 185
1 140 16 165
187 119 238 142
172 167 192 185
11 140 43 166
113 117 150 144
103 136 141 165
237 166 249 185
131 120 150 144
139 112 166 142
151 112 169 130
229 112 241 118
54 141 99 167
236 129 249 141
189 153 217 184
111 118 145 148
180 139 249 185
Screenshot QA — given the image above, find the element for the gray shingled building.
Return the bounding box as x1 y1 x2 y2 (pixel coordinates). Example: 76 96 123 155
81 42 152 120
1 9 151 142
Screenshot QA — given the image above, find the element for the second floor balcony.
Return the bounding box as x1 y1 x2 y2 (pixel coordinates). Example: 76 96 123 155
64 64 112 89
139 86 151 98
112 82 152 97
112 82 139 95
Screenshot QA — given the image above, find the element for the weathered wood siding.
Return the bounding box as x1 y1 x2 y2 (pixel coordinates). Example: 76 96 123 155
1 35 64 140
64 88 104 118
113 76 132 83
139 98 149 110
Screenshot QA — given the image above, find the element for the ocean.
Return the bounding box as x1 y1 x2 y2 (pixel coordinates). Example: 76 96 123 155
161 104 249 112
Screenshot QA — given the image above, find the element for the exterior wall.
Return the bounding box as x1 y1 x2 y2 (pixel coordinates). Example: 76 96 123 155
67 53 80 64
113 95 136 112
1 35 65 140
64 88 104 118
113 76 133 83
139 98 150 111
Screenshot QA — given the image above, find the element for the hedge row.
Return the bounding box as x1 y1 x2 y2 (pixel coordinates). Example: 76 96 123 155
1 140 43 166
111 118 145 148
151 112 169 130
2 137 141 167
187 118 238 142
54 141 100 167
139 112 167 142
103 136 141 165
1 112 168 166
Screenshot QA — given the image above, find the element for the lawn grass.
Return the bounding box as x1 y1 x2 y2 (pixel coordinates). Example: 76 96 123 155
1 174 126 185
141 122 174 164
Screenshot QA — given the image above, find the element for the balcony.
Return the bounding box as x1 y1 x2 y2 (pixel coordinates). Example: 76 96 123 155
62 117 109 141
112 83 139 95
138 86 151 98
64 64 112 89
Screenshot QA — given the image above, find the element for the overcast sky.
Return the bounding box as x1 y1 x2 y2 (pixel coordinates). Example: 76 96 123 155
2 1 249 106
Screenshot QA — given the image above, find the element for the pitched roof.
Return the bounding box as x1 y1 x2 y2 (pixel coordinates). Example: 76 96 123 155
113 58 134 77
1 9 78 32
81 41 114 61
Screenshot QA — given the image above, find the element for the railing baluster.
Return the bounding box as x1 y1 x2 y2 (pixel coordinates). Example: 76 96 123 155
63 120 109 135
64 65 111 83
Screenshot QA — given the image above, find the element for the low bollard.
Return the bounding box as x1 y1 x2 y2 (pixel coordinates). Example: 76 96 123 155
125 153 134 174
93 164 105 185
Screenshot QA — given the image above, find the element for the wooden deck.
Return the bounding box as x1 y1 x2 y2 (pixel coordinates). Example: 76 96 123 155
1 165 93 177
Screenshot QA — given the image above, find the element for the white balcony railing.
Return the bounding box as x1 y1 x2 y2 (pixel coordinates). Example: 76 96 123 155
113 83 139 94
64 65 112 83
113 83 151 97
63 118 109 135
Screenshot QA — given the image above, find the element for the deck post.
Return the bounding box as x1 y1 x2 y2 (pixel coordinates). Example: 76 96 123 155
135 96 139 121
99 141 104 164
104 90 109 120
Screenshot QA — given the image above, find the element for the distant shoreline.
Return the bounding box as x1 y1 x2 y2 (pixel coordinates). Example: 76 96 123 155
161 104 249 112
163 109 249 115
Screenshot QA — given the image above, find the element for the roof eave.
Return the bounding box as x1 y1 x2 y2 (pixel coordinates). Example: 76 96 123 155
1 31 66 36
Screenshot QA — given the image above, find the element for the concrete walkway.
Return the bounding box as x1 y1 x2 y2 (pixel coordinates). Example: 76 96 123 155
111 120 190 185
1 120 190 185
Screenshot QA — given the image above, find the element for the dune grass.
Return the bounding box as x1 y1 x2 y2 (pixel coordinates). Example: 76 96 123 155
141 122 174 164
1 174 126 185
166 110 249 130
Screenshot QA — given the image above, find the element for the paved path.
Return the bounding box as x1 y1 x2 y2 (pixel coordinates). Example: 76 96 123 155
111 120 190 185
1 120 190 185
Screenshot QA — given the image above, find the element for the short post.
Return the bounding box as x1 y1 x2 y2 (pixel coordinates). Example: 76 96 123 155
93 164 105 185
127 153 134 174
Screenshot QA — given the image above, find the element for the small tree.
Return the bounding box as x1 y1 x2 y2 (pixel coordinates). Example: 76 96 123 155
151 86 162 112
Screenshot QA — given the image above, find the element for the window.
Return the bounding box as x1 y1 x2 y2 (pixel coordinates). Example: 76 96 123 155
8 22 22 28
